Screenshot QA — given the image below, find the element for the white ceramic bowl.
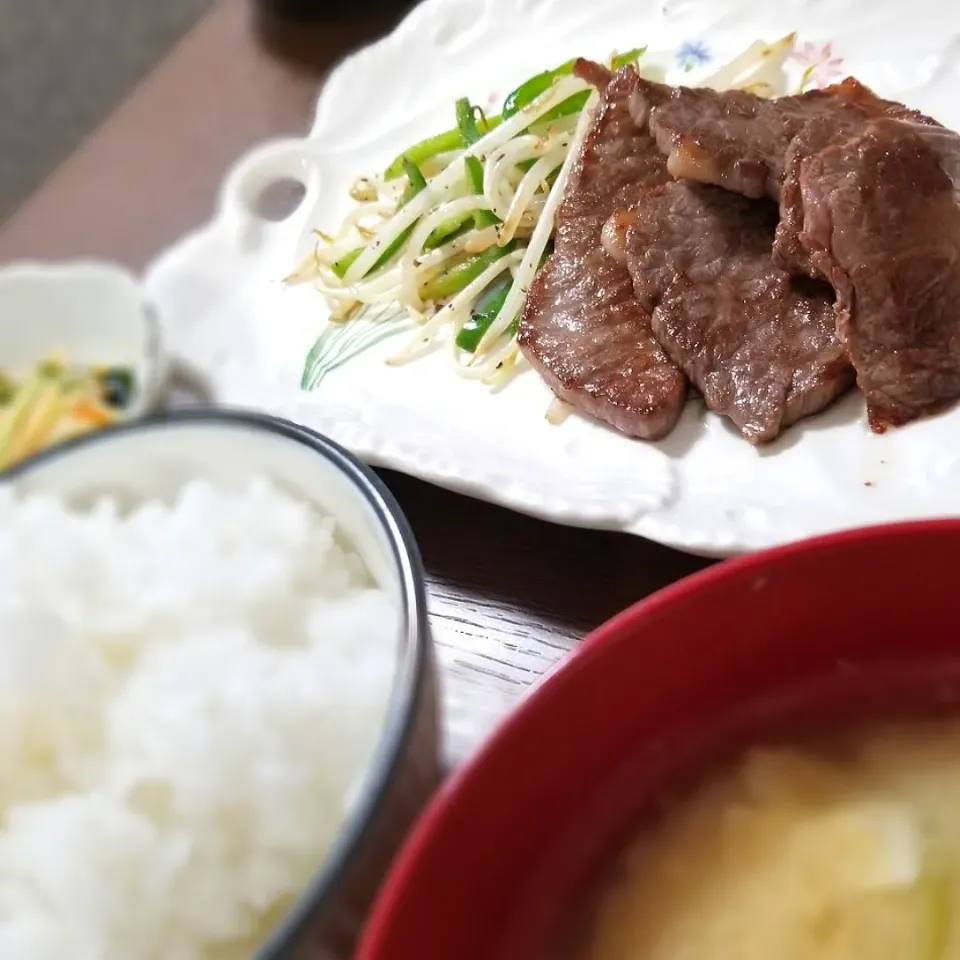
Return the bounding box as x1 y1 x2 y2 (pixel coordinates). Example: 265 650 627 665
2 409 440 960
0 260 166 417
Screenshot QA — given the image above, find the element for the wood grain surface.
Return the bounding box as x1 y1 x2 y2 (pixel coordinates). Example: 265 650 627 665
0 0 713 764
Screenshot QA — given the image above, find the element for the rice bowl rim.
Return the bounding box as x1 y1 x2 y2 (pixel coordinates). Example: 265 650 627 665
0 407 432 959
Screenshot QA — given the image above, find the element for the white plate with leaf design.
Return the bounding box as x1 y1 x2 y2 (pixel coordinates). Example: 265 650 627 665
145 0 960 558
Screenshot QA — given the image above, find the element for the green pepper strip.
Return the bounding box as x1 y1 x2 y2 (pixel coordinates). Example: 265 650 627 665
384 115 504 180
332 156 428 278
534 90 591 126
458 103 500 227
383 44 645 179
502 58 576 119
610 46 647 70
423 217 473 250
456 242 553 351
330 248 361 279
502 46 647 132
456 278 512 352
397 157 427 200
384 129 460 180
422 115 500 248
456 97 483 145
420 240 517 302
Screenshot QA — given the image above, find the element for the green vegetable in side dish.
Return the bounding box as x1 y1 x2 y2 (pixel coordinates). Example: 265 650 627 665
0 356 136 471
419 240 517 302
100 367 135 409
37 357 66 379
0 373 14 405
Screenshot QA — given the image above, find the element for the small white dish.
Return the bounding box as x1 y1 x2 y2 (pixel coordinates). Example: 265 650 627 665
0 260 166 418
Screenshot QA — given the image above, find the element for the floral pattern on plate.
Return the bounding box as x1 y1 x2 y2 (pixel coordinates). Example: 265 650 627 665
791 41 846 90
677 39 712 71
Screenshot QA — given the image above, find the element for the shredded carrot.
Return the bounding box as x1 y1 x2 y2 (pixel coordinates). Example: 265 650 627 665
71 398 115 426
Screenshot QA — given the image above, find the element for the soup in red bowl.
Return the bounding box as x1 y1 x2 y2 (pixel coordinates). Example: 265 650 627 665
358 520 960 960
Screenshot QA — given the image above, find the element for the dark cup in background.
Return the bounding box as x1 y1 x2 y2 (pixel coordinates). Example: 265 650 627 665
253 0 417 72
257 0 419 21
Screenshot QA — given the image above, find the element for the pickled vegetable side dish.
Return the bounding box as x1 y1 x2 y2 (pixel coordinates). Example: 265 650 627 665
0 357 136 469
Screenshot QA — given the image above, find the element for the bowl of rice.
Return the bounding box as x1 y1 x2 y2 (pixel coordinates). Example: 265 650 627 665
0 408 439 960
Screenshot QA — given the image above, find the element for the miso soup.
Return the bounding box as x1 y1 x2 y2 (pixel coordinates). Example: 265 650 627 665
575 721 960 960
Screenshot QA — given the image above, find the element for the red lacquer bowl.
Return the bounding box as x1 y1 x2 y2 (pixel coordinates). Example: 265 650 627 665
359 520 960 960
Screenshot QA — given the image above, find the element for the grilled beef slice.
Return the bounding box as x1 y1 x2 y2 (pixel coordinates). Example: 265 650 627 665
773 116 960 430
642 77 937 200
516 64 687 440
607 181 851 443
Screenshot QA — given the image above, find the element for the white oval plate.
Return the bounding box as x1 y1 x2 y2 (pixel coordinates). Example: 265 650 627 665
145 0 960 558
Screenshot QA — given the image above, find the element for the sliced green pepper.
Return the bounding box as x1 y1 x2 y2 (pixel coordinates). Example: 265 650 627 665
465 242 551 349
333 156 428 278
456 241 553 351
502 59 576 119
420 240 517 302
501 47 646 130
330 248 361 279
463 155 485 194
455 97 483 146
422 153 499 248
384 115 504 180
456 278 512 352
400 155 428 200
384 129 460 180
534 90 592 126
424 216 474 250
610 46 647 70
384 45 645 179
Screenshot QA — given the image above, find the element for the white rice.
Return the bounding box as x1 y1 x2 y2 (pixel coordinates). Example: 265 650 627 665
0 477 398 959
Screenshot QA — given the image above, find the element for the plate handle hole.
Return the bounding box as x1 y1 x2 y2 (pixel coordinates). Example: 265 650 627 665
252 177 308 222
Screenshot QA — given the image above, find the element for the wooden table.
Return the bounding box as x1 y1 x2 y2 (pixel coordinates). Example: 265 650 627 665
0 0 711 763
